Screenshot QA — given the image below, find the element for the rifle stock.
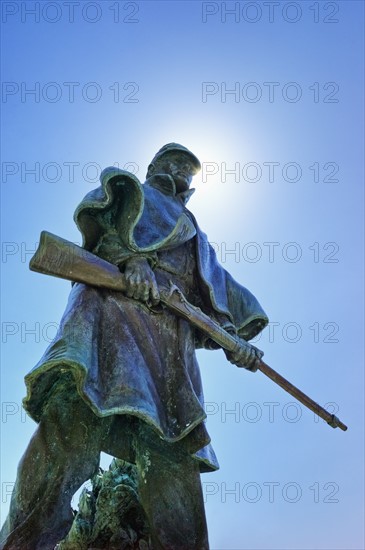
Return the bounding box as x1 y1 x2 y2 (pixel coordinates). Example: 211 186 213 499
29 231 127 292
29 231 348 432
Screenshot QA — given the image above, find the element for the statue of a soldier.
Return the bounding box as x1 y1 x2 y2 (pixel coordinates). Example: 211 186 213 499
0 144 268 550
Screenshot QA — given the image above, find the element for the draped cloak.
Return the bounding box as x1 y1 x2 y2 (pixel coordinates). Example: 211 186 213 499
23 168 269 473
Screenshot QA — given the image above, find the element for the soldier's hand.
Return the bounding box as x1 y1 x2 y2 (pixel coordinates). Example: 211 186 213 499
224 341 264 372
124 257 160 305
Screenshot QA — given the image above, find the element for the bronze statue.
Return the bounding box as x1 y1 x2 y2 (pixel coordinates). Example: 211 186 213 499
0 143 346 550
0 143 268 549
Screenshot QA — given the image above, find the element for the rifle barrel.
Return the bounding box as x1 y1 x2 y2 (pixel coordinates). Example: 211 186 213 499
257 361 347 431
29 231 348 432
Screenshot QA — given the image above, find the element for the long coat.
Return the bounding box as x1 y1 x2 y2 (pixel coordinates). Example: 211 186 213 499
23 169 268 472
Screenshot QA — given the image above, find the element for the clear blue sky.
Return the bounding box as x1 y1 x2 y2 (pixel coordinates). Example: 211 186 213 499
1 1 364 548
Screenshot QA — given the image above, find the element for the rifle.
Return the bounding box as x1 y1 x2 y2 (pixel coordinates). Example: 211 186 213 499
29 231 348 432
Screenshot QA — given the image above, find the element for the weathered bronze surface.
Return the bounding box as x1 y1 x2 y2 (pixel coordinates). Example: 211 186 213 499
0 143 269 550
30 231 347 432
56 459 151 549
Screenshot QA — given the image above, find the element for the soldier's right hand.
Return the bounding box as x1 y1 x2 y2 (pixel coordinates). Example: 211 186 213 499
124 257 160 305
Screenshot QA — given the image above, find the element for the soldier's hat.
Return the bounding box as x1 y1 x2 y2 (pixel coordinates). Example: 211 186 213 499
150 143 201 172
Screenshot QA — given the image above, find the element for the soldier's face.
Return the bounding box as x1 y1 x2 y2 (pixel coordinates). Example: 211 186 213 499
155 154 196 192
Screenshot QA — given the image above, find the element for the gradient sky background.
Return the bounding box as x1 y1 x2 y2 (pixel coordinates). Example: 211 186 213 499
1 1 364 549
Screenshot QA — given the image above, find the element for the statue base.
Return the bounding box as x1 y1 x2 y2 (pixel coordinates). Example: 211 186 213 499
56 459 151 550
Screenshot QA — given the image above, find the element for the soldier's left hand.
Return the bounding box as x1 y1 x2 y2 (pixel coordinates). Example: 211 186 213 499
224 342 264 372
